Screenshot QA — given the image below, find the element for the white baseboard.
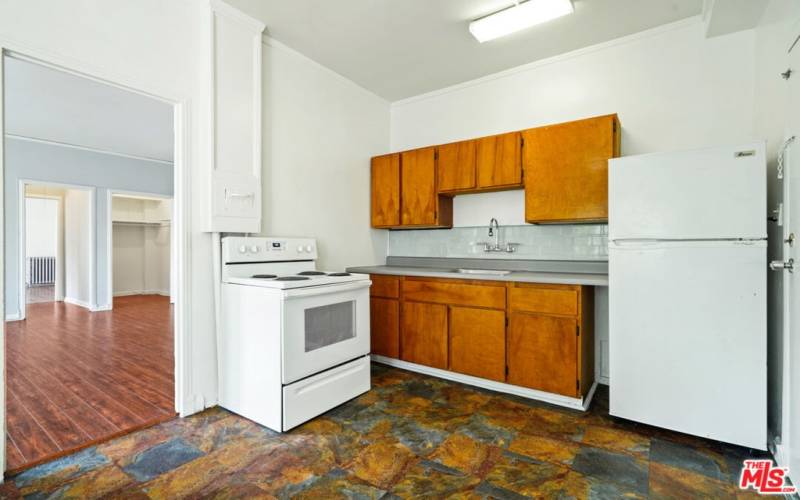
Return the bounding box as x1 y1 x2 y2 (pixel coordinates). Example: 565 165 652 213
113 289 170 297
5 312 22 322
64 296 92 309
91 304 113 312
372 355 597 411
598 375 610 385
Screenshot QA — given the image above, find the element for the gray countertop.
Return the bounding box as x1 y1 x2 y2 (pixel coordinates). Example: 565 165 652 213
347 257 608 287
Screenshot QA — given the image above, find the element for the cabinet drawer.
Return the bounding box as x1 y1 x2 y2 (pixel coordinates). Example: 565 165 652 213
402 279 506 309
509 284 578 316
370 275 400 298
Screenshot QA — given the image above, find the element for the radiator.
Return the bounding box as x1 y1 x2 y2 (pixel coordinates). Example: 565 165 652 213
27 256 56 286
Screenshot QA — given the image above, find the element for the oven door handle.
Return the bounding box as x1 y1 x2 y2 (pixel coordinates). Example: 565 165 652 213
283 280 371 299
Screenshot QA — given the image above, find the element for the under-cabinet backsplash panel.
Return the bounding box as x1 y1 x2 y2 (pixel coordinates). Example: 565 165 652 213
387 224 608 261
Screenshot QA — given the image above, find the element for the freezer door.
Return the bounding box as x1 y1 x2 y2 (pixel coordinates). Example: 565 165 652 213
609 142 766 240
609 240 766 450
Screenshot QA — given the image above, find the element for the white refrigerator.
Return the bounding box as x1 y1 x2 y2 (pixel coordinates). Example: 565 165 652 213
608 142 767 450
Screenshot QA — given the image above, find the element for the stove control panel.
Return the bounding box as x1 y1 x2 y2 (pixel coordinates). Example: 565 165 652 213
223 236 317 263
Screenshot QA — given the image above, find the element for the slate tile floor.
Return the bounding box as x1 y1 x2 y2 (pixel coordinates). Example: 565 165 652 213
0 364 770 498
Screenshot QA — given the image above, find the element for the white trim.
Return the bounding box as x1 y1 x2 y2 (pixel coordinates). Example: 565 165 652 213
5 134 174 166
5 313 21 322
0 41 195 483
598 375 610 385
372 355 598 411
113 290 171 297
63 296 92 309
210 0 265 32
391 16 703 108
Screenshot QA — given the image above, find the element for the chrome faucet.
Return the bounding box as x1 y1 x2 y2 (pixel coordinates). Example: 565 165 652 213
489 218 500 249
478 218 519 253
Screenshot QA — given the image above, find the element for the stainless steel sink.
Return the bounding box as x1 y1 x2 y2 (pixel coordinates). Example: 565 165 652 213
455 268 512 276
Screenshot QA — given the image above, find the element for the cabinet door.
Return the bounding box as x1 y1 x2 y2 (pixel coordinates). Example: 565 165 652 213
401 147 438 226
438 141 476 192
476 132 522 189
208 4 264 232
523 115 619 223
370 297 399 358
507 313 578 396
401 301 448 369
449 307 506 382
371 154 401 227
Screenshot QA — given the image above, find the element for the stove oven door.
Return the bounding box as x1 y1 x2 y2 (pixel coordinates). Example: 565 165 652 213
281 280 371 384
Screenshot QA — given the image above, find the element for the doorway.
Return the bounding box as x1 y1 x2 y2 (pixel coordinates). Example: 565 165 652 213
24 191 59 305
2 54 182 473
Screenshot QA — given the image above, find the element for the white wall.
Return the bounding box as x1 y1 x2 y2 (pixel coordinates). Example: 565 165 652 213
63 189 92 307
0 0 215 420
389 18 761 384
25 197 57 258
4 57 173 162
260 39 390 271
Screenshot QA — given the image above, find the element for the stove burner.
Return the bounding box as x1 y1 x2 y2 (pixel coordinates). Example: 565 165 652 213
327 272 351 277
251 274 278 279
297 271 326 276
275 276 311 281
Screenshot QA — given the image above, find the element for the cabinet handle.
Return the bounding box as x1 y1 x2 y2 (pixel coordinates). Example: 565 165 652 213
225 189 255 206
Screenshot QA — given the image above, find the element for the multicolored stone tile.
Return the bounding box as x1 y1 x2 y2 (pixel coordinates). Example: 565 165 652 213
391 459 480 498
571 446 650 496
580 424 651 460
3 364 768 499
345 438 417 489
507 432 580 466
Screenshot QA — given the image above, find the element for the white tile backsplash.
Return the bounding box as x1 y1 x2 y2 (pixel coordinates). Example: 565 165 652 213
387 224 609 261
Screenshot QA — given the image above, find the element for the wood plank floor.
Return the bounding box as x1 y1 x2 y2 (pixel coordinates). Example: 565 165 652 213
5 295 175 472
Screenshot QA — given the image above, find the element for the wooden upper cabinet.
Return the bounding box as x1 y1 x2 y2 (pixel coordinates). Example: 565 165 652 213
371 154 400 227
476 132 522 190
449 307 506 382
438 140 477 193
401 147 452 227
523 114 620 223
401 301 448 369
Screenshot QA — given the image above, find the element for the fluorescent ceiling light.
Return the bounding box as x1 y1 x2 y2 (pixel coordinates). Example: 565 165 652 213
469 0 574 43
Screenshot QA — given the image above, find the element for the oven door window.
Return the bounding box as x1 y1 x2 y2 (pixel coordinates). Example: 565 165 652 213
304 301 356 352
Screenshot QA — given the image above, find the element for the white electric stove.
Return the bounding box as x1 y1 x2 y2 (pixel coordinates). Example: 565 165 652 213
219 236 371 431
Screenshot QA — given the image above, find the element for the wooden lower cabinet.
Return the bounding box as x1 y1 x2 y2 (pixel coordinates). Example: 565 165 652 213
449 306 505 382
370 297 399 358
401 301 448 369
507 313 578 397
371 275 593 402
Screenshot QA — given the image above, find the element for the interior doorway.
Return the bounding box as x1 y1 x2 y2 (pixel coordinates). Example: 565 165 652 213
24 191 59 304
3 54 179 473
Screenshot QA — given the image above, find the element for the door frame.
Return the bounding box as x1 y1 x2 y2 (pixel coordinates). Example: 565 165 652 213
106 190 174 308
19 181 93 317
0 44 194 478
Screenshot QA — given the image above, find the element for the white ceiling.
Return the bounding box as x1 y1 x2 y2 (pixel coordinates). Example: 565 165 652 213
4 57 174 163
227 0 703 101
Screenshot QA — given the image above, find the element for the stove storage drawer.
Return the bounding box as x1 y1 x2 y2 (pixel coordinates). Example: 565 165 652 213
282 355 371 431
